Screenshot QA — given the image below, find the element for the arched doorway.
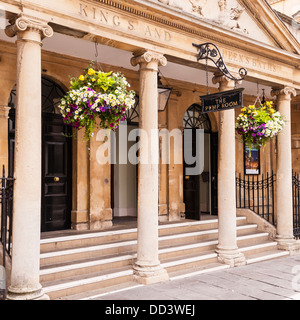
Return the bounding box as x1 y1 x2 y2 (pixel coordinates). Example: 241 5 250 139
8 77 72 232
183 104 218 220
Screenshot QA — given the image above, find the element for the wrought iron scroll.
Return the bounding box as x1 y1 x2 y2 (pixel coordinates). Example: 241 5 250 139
193 42 247 81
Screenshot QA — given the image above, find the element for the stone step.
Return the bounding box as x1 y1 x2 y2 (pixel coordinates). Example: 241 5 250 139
239 241 278 256
57 281 143 300
158 223 259 246
40 232 275 284
40 223 258 267
40 217 247 252
42 240 283 300
40 253 135 282
244 249 290 264
43 266 134 300
40 216 282 300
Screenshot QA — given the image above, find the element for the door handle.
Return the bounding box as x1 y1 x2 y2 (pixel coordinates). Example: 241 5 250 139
54 177 60 182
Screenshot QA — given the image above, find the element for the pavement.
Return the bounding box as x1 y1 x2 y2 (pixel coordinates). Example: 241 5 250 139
85 253 300 301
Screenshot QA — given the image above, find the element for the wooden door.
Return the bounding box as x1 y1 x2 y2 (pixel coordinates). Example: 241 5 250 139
210 132 218 216
183 128 201 220
41 114 72 232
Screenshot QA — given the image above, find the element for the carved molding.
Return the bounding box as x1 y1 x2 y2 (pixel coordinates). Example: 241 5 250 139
0 106 10 119
156 0 248 34
131 50 167 67
5 15 53 39
271 87 297 100
79 0 297 66
212 73 241 87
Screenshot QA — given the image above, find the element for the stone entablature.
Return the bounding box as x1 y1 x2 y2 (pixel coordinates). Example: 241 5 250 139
2 0 300 90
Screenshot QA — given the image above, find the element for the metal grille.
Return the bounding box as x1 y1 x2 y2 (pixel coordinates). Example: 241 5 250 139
0 166 13 259
292 171 300 239
0 166 14 300
236 172 276 225
183 104 211 131
125 95 139 124
8 77 65 114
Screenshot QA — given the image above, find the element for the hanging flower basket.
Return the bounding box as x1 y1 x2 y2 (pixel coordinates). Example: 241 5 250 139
235 101 285 155
58 66 135 140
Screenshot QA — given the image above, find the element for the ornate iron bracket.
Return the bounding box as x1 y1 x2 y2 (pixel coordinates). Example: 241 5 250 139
192 42 247 81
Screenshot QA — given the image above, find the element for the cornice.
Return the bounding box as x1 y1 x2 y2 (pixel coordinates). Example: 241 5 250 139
3 0 300 67
88 0 300 65
240 0 300 54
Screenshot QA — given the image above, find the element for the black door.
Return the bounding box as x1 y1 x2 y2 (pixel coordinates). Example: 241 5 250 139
210 132 218 216
183 128 201 220
8 78 72 232
41 113 72 232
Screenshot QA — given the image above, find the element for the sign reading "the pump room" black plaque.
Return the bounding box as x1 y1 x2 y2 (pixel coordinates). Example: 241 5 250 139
200 88 244 113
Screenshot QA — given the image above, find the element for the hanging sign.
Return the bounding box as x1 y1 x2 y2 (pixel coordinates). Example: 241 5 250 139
200 88 244 113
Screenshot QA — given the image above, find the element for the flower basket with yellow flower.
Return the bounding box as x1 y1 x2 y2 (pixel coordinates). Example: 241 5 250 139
235 101 285 156
59 65 135 140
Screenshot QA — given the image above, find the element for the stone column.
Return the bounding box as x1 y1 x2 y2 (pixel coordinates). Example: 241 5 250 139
0 106 10 170
89 127 113 230
212 74 245 267
131 50 169 284
271 87 299 251
5 15 53 300
71 129 89 230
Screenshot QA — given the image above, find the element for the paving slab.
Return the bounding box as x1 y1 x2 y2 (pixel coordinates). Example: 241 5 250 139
86 254 300 301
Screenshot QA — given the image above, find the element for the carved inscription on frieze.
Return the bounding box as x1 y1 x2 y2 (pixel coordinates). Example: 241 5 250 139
79 2 172 42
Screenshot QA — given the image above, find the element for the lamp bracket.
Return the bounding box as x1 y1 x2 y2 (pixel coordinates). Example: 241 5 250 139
192 42 247 82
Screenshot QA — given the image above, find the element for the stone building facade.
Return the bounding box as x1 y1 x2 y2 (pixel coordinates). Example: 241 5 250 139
0 0 299 299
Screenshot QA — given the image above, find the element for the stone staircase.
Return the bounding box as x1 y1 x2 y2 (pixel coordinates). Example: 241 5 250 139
40 216 289 300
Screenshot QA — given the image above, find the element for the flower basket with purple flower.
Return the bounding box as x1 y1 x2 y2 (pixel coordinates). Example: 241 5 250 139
59 66 135 140
235 101 285 156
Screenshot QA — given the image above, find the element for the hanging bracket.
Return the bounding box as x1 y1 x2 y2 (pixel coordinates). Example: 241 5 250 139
192 42 247 82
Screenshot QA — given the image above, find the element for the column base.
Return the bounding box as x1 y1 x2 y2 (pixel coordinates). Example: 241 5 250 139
216 247 246 267
276 236 300 253
133 263 169 285
7 286 49 300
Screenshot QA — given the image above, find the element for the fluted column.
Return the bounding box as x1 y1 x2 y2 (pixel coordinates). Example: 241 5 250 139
131 50 169 284
212 74 245 267
5 15 53 300
271 87 299 251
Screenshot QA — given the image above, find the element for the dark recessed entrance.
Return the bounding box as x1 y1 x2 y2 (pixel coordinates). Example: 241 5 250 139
8 77 72 232
183 104 218 220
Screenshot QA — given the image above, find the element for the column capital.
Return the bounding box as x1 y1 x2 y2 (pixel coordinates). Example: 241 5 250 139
5 15 53 39
131 50 167 68
212 73 240 90
271 87 297 101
